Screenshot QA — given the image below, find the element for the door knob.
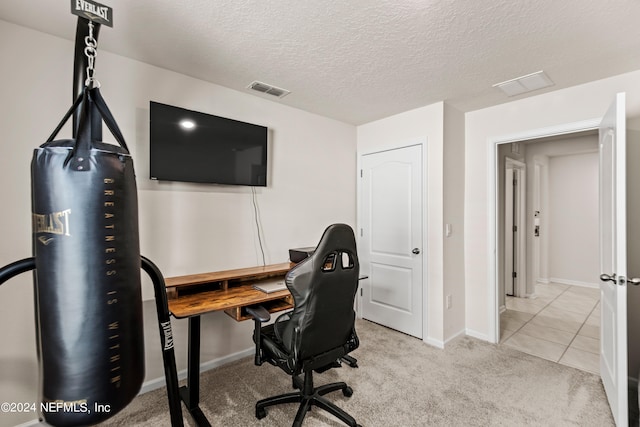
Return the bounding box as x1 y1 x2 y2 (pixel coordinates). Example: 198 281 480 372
412 248 420 255
630 277 640 286
600 273 616 283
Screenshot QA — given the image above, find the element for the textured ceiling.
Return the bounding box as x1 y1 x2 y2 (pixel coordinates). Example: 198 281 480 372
1 1 640 124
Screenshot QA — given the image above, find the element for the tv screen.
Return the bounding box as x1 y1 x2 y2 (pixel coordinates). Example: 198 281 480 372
149 102 268 186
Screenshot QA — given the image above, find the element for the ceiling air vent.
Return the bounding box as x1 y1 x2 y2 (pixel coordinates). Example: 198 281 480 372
493 71 554 97
247 81 290 98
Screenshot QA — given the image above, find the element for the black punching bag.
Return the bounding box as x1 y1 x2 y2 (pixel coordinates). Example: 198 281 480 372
31 87 144 426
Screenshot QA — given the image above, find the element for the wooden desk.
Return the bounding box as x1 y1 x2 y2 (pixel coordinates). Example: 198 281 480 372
166 262 295 427
167 262 294 319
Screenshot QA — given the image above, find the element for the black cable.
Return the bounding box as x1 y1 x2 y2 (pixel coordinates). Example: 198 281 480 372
251 187 266 266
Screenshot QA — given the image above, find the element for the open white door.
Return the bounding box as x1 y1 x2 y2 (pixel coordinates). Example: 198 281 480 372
599 92 628 426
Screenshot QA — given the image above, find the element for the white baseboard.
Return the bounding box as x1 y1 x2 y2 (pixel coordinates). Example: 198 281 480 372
14 419 43 427
140 347 254 394
424 336 445 349
537 278 550 284
499 304 506 314
444 329 466 345
426 328 484 349
548 278 599 289
465 328 490 342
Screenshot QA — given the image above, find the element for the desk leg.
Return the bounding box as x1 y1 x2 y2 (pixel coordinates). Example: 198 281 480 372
179 316 211 427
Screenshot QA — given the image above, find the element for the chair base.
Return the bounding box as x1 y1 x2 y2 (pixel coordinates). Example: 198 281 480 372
256 371 359 427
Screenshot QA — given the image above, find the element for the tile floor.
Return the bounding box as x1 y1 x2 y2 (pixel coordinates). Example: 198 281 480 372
500 282 600 374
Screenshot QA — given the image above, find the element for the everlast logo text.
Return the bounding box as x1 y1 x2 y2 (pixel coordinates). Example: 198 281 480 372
75 0 109 21
33 209 72 236
71 0 113 27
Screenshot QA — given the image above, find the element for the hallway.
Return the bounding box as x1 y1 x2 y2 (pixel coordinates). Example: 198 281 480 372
500 283 600 374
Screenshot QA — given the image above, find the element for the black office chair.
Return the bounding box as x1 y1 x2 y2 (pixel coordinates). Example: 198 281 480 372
247 224 361 427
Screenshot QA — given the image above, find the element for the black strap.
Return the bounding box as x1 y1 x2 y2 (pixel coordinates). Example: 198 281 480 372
90 87 129 152
69 89 93 170
45 87 129 153
44 93 84 144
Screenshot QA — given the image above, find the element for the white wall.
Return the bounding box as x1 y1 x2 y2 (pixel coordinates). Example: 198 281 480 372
0 20 356 425
465 69 640 341
547 152 599 286
356 102 445 346
443 103 466 340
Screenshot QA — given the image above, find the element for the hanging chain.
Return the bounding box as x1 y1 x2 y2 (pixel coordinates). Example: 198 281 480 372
84 21 100 88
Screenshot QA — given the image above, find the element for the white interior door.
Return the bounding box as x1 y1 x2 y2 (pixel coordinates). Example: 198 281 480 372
504 158 526 297
599 92 628 426
504 167 515 296
360 144 423 338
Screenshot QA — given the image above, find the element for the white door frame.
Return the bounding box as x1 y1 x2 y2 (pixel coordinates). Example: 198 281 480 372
357 138 428 343
532 158 548 287
487 118 600 343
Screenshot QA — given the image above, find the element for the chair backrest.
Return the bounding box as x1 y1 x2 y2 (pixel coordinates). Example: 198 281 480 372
281 224 360 362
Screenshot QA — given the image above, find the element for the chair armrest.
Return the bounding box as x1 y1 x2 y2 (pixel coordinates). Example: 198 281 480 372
247 305 271 366
246 305 271 323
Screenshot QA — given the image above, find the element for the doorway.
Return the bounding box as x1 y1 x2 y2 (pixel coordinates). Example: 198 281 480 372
488 96 631 426
495 130 601 375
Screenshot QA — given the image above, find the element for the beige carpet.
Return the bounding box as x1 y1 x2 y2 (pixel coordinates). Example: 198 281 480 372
103 319 614 426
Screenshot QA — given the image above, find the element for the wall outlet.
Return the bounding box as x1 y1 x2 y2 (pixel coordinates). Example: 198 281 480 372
446 295 452 309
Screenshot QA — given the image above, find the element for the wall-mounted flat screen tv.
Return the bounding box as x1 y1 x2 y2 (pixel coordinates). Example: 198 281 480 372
150 101 268 186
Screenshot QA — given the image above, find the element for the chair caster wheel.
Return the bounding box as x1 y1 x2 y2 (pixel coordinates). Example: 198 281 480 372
342 386 353 397
256 407 267 419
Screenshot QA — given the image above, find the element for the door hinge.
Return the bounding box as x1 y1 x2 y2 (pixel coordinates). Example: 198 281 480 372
360 288 363 296
513 225 517 232
360 228 363 237
360 169 363 178
512 271 517 278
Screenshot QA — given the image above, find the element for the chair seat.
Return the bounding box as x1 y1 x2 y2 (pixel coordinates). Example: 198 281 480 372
260 323 296 374
260 321 357 375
